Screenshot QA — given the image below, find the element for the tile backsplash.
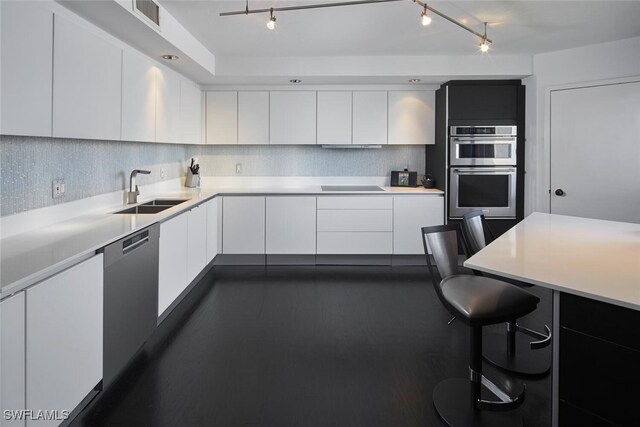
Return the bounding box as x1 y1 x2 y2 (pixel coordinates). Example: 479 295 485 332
0 136 425 217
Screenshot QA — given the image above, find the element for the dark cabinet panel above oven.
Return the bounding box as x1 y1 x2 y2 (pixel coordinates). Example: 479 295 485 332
448 84 519 122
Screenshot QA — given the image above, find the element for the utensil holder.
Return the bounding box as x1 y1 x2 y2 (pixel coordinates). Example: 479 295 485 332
185 170 200 188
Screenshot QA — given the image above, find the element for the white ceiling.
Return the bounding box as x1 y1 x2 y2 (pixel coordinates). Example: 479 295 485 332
160 0 640 57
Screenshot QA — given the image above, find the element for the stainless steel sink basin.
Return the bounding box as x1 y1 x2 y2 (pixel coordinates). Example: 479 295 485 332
142 199 189 206
114 205 173 215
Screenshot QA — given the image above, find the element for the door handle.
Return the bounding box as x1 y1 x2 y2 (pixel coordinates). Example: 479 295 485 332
555 189 566 196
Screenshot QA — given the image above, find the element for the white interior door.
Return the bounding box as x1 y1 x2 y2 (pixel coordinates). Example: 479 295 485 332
550 80 640 223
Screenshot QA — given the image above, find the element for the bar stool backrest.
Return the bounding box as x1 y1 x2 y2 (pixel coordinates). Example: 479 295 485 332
461 210 494 256
421 224 464 285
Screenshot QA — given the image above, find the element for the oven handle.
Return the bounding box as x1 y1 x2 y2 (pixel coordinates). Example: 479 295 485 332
451 137 517 142
453 168 516 173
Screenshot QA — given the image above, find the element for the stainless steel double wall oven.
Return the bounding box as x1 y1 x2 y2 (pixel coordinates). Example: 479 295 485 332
449 125 518 219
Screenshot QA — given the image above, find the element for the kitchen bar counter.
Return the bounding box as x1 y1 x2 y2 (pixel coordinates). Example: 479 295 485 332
464 212 640 426
465 212 640 311
0 185 443 297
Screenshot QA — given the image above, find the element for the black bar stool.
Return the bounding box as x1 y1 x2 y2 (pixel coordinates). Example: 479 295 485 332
422 224 540 426
461 210 551 376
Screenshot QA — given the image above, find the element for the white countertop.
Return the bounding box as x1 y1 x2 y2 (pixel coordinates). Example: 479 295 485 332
0 185 443 296
464 212 640 311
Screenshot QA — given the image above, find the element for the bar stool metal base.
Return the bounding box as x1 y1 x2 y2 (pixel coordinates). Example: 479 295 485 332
433 379 523 427
483 332 551 376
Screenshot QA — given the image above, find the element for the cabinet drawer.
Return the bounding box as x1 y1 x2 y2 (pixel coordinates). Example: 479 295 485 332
317 210 392 232
317 232 392 254
317 196 392 210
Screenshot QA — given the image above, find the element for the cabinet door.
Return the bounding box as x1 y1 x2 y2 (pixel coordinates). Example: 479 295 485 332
1 292 26 427
156 67 181 143
26 254 103 427
266 197 316 254
393 196 444 254
52 15 122 140
317 91 352 145
448 85 518 121
187 204 208 283
388 91 435 145
269 91 316 145
222 197 265 254
0 1 53 137
238 91 269 145
158 213 188 315
353 91 387 145
206 198 221 263
206 91 238 144
121 49 156 142
180 79 202 144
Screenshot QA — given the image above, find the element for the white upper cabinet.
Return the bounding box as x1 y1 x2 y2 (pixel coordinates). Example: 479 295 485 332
156 66 181 143
0 1 53 137
206 91 238 144
180 79 202 144
52 15 122 141
270 91 316 145
353 91 387 145
121 49 156 142
317 91 352 145
238 91 269 145
388 91 435 145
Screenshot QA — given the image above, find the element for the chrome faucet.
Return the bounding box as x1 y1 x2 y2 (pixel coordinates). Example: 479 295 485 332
127 169 151 204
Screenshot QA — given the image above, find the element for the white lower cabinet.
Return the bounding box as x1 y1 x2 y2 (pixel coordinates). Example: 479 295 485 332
316 196 393 254
266 197 316 254
187 204 208 284
393 196 445 254
1 292 26 427
158 213 189 316
25 254 103 427
206 198 221 263
222 197 266 254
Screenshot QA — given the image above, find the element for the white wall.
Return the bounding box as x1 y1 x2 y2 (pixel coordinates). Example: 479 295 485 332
523 36 640 214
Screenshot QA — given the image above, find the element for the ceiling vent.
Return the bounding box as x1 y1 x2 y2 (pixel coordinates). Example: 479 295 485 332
134 0 160 28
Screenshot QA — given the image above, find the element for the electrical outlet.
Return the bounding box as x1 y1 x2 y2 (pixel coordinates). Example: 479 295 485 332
235 163 242 174
160 168 165 179
52 179 65 199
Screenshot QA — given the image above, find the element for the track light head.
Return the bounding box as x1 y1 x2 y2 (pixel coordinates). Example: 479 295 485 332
267 8 276 30
420 5 431 26
479 22 490 52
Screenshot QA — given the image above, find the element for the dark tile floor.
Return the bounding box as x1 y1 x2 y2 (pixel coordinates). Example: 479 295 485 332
71 266 551 427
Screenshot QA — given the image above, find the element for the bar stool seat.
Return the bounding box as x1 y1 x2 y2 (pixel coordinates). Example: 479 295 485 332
441 275 539 326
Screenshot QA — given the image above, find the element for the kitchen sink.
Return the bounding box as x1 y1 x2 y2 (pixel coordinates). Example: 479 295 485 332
114 205 174 215
142 199 189 206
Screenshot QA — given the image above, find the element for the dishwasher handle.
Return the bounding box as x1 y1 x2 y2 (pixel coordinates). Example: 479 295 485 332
122 231 149 255
102 224 160 268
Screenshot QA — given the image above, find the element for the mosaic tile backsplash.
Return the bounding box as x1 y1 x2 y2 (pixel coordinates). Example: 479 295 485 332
0 135 425 216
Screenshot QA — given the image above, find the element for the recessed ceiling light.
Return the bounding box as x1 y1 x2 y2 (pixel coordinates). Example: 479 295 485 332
162 54 179 60
409 79 421 83
290 79 302 83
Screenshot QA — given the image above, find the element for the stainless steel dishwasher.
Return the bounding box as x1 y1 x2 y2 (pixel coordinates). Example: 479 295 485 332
102 224 159 387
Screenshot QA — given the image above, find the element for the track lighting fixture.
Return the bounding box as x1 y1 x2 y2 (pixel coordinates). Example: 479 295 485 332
479 22 490 52
267 8 276 30
222 0 494 52
420 4 431 26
